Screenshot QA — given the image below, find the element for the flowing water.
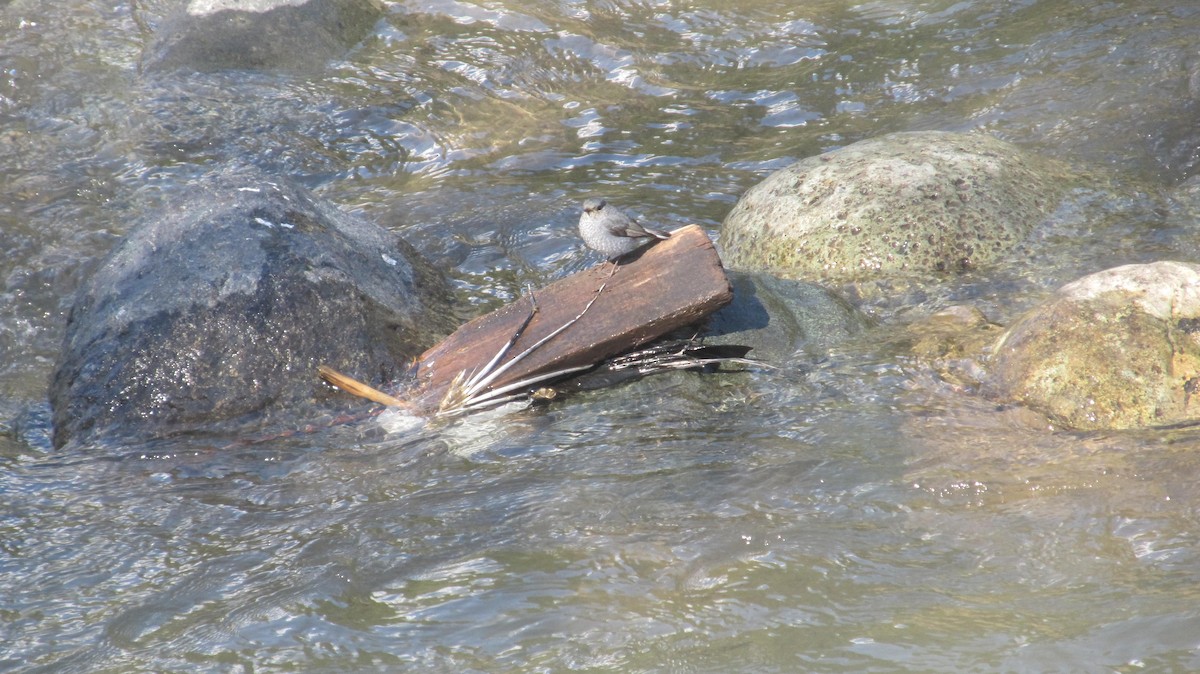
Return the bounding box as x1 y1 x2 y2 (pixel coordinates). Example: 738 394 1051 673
3 0 1200 671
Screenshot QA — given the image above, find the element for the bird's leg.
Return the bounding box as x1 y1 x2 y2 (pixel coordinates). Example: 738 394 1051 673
605 258 621 279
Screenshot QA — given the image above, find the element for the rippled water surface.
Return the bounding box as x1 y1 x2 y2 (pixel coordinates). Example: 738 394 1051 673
3 0 1200 671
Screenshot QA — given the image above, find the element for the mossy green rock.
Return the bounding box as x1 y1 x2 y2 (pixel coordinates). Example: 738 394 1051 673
720 131 1067 281
985 262 1200 430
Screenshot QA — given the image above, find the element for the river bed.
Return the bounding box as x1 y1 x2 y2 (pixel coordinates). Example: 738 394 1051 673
2 1 1199 671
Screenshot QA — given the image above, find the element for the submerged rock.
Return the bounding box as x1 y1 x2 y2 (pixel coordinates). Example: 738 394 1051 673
893 305 1003 390
143 0 385 73
50 167 455 449
985 261 1200 430
720 131 1070 281
704 271 873 363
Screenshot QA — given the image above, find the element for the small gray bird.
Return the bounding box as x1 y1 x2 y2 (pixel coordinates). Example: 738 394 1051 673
578 198 670 262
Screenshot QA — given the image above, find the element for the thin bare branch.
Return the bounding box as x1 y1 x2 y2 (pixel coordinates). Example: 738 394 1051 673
318 365 412 409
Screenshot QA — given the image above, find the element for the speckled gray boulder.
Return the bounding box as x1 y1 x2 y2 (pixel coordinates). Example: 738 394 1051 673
720 131 1069 281
985 261 1200 430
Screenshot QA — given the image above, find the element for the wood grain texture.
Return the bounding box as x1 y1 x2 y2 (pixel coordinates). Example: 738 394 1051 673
412 224 732 408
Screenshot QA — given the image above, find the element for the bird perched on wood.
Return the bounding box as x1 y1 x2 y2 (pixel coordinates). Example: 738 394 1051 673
578 198 670 263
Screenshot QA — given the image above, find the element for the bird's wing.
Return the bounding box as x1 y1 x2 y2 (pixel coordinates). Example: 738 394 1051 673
608 213 649 237
621 220 669 239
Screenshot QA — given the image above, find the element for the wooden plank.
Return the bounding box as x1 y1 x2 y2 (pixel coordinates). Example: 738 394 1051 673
411 224 732 410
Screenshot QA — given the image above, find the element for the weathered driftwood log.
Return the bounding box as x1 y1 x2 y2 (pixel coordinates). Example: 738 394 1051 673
411 224 732 410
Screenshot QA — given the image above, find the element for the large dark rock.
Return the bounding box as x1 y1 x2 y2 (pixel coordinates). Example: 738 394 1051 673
50 168 455 449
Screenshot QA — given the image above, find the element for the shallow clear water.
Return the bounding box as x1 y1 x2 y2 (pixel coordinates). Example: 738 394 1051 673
3 0 1200 671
